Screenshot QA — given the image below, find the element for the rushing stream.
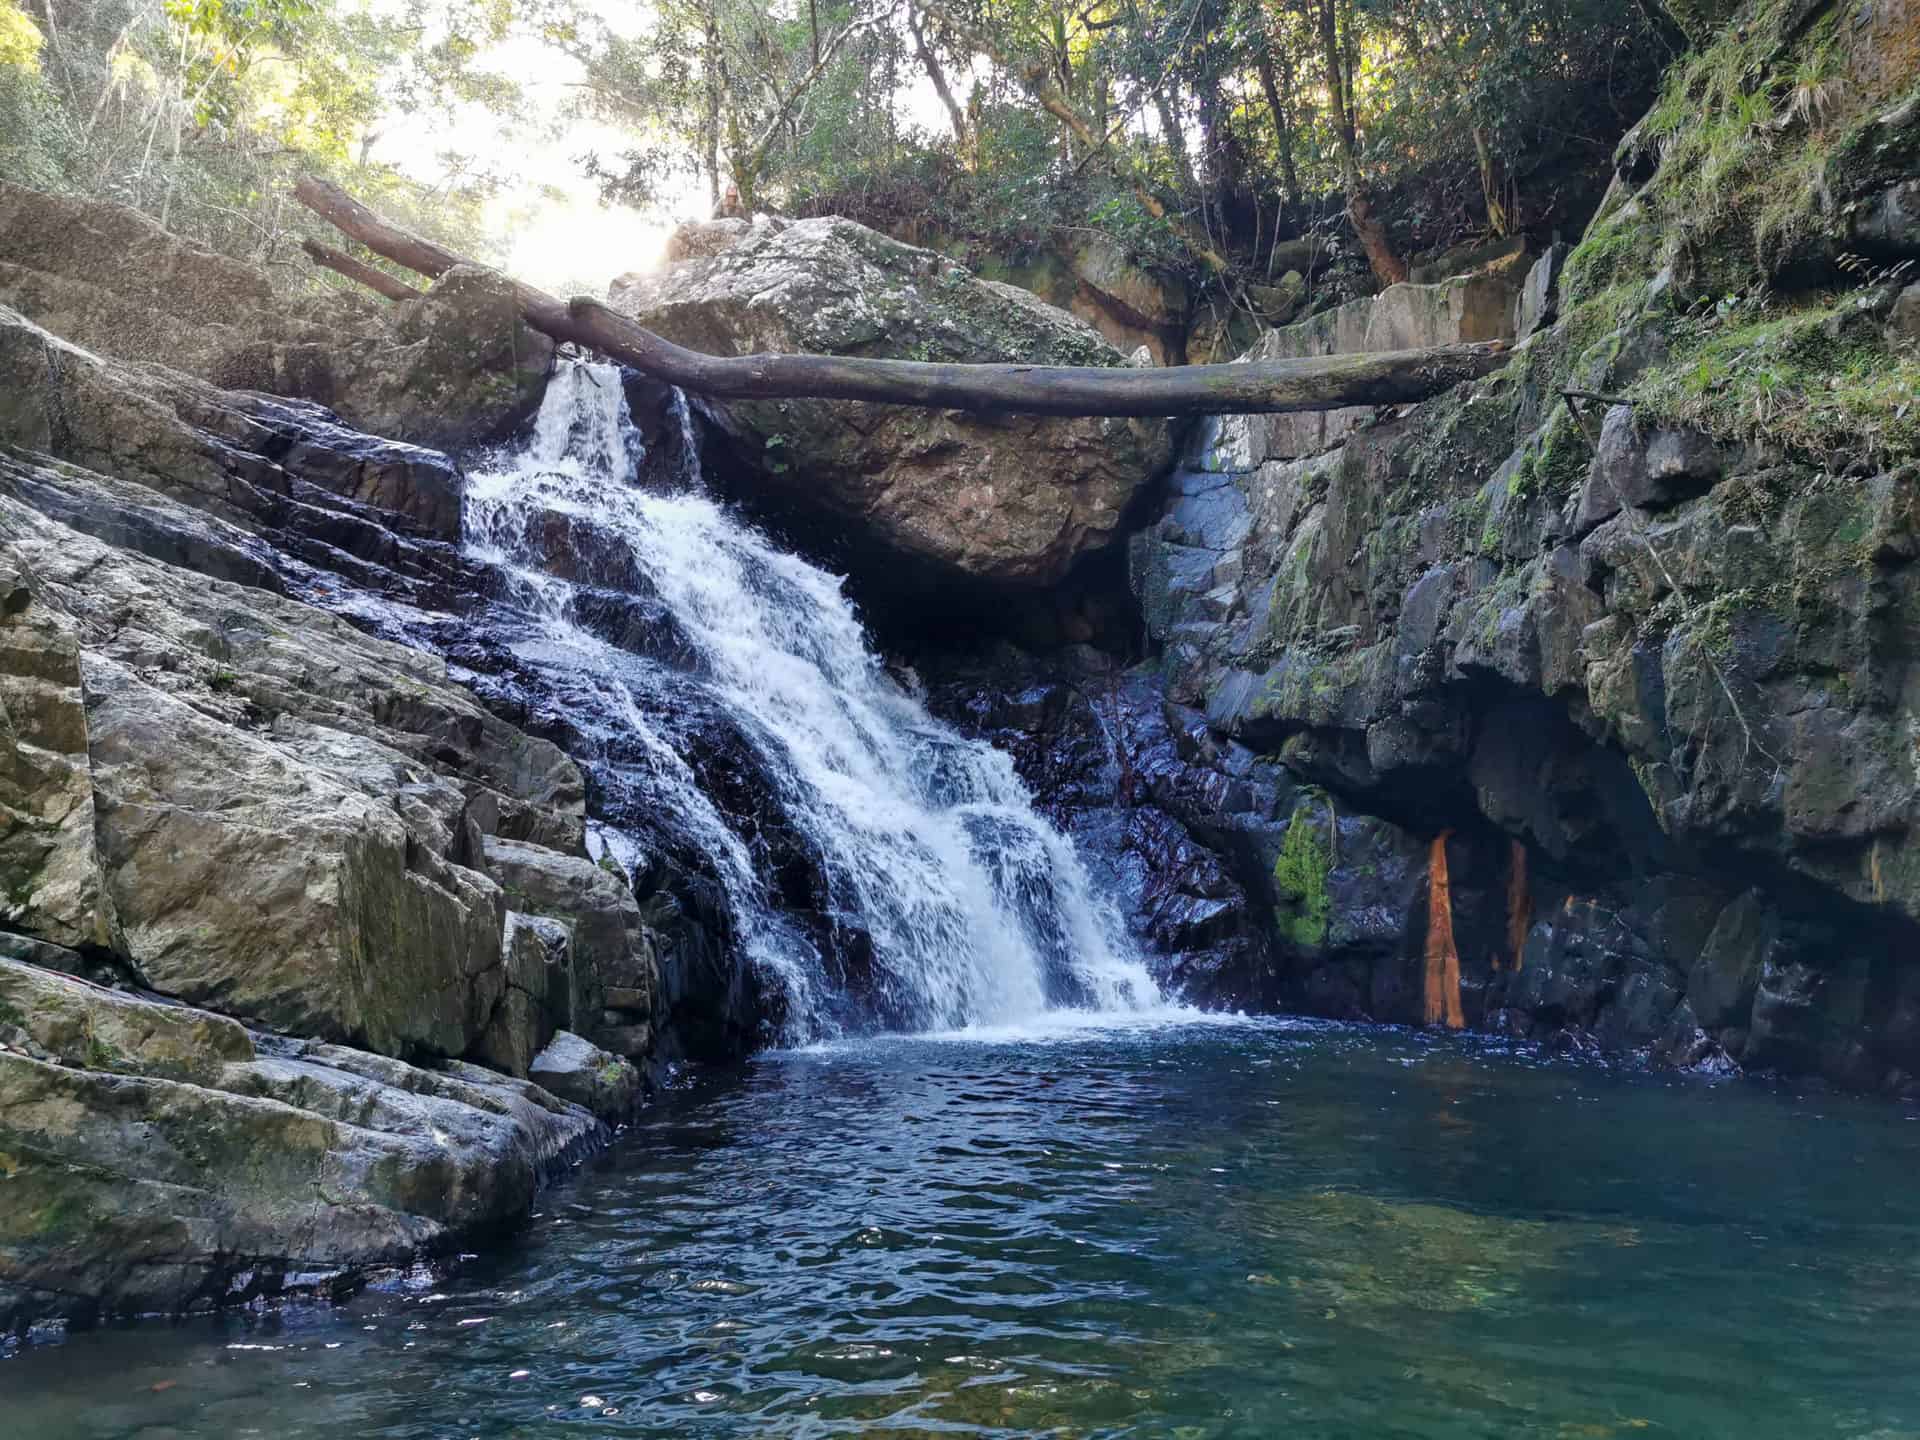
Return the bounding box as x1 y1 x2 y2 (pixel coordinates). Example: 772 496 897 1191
9 1020 1920 1437
458 363 1159 1038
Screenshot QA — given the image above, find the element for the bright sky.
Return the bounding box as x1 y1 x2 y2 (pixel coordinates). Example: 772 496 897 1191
363 16 692 295
362 2 966 298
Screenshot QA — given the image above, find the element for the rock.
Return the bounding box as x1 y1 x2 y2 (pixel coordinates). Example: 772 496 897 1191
1408 234 1529 284
1098 10 1920 1093
1248 271 1306 326
1849 179 1920 259
0 572 112 952
0 306 467 545
1070 233 1188 330
608 216 1171 589
234 394 469 542
473 913 576 1078
1686 890 1772 1030
0 956 601 1334
0 482 590 1062
321 265 555 452
483 837 658 1058
1212 266 1525 464
922 652 1282 1009
1571 405 1724 533
0 178 377 388
1890 281 1920 350
527 1029 642 1121
88 650 509 1060
1120 231 1920 1089
0 182 549 452
1514 243 1569 341
655 214 786 265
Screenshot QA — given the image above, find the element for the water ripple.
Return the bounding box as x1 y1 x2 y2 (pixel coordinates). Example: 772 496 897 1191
10 1022 1920 1438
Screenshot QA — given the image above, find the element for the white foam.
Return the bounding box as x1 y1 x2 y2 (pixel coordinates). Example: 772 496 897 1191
463 363 1169 1041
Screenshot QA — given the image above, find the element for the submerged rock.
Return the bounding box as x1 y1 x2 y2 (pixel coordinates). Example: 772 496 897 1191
609 216 1171 591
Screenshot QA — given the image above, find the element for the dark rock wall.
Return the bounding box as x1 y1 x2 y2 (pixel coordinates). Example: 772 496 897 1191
962 0 1920 1094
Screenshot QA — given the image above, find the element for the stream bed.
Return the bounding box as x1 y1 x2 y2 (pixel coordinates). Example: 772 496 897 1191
7 1018 1919 1438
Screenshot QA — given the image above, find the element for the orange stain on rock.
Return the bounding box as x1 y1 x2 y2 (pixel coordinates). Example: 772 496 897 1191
1423 831 1465 1029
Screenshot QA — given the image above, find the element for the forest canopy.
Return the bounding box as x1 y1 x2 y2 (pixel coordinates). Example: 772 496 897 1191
0 0 1681 303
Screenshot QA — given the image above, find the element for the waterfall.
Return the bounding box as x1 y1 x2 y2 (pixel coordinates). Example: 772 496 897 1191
462 362 1163 1041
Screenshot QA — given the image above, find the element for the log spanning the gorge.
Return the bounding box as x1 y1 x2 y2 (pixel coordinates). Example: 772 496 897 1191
293 175 1510 418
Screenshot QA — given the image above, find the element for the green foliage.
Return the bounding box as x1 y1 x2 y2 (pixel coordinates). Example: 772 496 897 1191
0 0 42 70
1634 295 1920 469
0 0 522 285
577 0 1665 302
1273 801 1333 948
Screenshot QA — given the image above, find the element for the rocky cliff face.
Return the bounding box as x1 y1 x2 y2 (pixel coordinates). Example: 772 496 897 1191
1066 0 1920 1092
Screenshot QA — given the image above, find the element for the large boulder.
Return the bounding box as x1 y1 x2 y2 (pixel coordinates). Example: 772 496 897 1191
299 264 555 453
0 182 550 452
609 217 1172 589
0 955 602 1332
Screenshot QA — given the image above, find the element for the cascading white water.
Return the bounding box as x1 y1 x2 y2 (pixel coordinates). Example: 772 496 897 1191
464 362 1164 1039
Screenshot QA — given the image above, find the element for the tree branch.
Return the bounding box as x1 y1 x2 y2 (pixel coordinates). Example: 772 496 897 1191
300 238 424 302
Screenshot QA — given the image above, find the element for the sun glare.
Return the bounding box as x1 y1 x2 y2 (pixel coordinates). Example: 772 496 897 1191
498 194 676 299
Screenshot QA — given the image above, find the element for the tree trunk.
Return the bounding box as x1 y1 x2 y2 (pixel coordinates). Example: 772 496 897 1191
294 177 466 278
1194 74 1235 245
702 0 723 210
1154 84 1198 198
294 176 1507 418
1473 125 1510 236
908 4 971 159
1255 44 1300 209
1318 0 1405 287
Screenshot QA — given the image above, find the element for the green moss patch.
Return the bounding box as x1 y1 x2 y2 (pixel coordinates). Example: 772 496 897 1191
1274 802 1334 948
1633 294 1920 468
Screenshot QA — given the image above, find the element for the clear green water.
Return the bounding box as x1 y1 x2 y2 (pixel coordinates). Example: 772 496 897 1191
7 1017 1920 1438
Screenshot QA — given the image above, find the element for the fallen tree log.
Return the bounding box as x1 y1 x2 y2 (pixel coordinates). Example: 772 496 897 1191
294 175 1509 418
